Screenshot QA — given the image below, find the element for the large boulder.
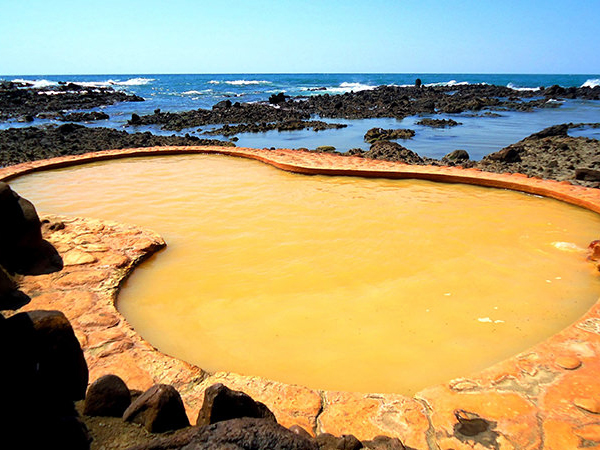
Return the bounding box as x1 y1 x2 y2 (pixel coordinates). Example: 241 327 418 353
123 384 190 433
196 383 276 426
84 374 132 417
28 310 89 400
363 141 424 164
527 124 569 139
0 182 63 275
0 266 30 310
364 128 415 143
0 311 91 450
126 417 318 450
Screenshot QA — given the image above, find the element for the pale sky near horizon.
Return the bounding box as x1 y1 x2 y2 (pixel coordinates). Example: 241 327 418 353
1 0 599 75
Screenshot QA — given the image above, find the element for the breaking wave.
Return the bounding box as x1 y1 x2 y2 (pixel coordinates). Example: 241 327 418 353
208 80 272 86
582 78 600 88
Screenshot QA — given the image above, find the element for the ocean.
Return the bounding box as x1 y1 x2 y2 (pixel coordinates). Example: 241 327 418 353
2 73 600 160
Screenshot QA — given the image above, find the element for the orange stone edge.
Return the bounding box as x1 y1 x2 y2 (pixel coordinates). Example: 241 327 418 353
3 145 600 449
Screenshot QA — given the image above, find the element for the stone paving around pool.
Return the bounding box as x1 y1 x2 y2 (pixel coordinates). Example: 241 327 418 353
4 146 600 450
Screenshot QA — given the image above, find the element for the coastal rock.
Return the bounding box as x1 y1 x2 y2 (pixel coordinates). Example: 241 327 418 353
58 111 110 122
196 383 277 426
0 182 63 275
0 266 30 310
528 124 569 139
484 147 522 163
0 126 233 167
84 374 132 417
212 99 232 110
269 92 288 104
443 149 470 162
362 436 406 450
336 434 363 450
364 127 415 143
474 124 600 187
0 80 143 121
416 118 461 128
28 309 89 400
364 141 424 163
575 168 600 182
123 384 190 433
126 417 318 450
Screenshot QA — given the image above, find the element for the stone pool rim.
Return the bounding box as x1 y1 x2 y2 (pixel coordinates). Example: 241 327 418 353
4 146 600 449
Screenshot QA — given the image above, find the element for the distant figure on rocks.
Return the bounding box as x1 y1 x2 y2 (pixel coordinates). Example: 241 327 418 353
415 78 422 88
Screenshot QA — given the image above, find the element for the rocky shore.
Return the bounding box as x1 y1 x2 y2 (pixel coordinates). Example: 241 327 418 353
0 80 143 122
126 83 600 132
0 125 233 167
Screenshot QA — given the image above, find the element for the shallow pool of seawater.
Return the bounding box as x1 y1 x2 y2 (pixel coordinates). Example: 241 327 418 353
9 154 600 394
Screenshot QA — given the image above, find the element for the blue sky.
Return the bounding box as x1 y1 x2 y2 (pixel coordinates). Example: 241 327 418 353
1 0 599 75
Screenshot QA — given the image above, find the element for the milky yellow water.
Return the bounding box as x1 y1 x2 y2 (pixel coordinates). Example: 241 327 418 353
9 154 600 394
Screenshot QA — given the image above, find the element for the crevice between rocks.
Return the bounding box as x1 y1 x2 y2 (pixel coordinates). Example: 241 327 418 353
314 390 327 436
414 397 441 450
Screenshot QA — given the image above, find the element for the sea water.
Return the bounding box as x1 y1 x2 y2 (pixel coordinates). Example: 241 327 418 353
1 73 599 159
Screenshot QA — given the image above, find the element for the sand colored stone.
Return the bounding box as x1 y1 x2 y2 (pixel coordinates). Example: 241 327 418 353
4 146 600 448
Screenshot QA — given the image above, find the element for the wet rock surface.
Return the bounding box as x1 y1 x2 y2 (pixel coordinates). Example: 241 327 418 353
364 127 415 143
124 83 600 132
123 384 190 433
0 80 143 121
475 123 600 187
125 417 319 450
416 118 461 128
0 186 91 449
196 383 277 427
84 374 132 417
0 125 233 166
202 119 347 136
127 102 310 131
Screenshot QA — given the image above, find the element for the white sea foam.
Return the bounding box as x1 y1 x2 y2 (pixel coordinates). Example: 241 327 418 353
208 80 272 86
182 90 211 95
326 82 377 93
582 78 600 88
75 77 155 88
507 82 540 92
424 80 471 87
11 78 59 89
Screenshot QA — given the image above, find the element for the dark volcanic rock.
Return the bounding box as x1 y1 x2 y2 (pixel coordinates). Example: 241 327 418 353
528 123 569 139
0 182 63 275
123 384 190 433
362 436 406 450
575 168 600 182
203 120 346 137
364 141 424 164
443 149 470 162
0 267 30 310
119 83 599 134
485 147 522 163
127 103 310 131
0 80 143 121
196 383 276 427
57 111 110 122
476 124 600 188
126 417 318 450
84 374 132 417
364 127 415 143
416 118 461 128
0 126 233 167
269 92 288 104
336 434 363 450
27 310 89 400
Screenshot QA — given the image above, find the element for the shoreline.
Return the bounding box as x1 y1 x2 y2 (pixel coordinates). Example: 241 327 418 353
5 146 600 449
